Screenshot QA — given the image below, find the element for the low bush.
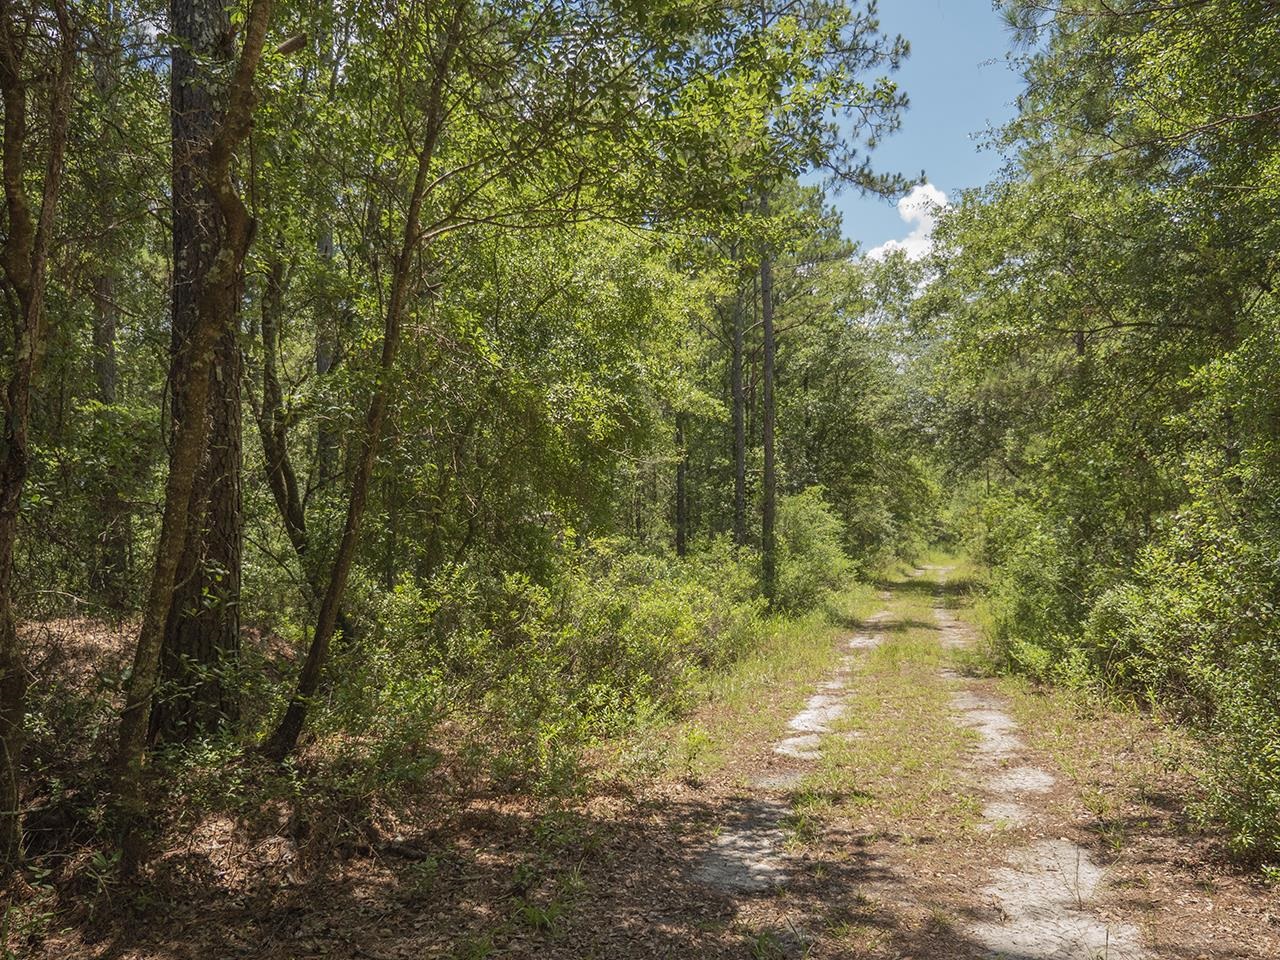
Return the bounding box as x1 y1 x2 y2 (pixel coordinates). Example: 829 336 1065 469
1080 512 1280 861
307 490 864 795
775 486 853 612
970 487 1280 863
319 536 770 794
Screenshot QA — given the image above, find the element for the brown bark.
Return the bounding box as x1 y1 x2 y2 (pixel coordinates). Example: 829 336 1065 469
256 256 308 558
730 284 747 546
112 0 272 869
150 0 244 742
253 252 358 644
263 7 464 760
675 413 688 557
0 0 76 877
761 247 777 603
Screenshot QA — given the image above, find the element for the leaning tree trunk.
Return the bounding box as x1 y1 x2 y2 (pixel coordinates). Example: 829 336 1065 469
0 0 75 878
263 5 464 760
150 0 243 742
254 251 361 645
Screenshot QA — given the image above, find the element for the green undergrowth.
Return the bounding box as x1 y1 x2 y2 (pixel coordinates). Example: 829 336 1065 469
300 489 864 799
953 553 1262 869
626 580 880 783
151 491 863 812
18 488 881 928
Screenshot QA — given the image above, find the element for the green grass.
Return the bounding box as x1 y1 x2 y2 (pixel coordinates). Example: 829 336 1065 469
800 561 980 836
614 580 881 782
945 553 1207 856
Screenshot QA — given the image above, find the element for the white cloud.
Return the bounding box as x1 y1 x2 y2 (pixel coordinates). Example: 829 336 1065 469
867 182 948 261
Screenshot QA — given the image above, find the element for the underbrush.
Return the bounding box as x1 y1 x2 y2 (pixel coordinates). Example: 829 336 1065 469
329 535 771 797
303 486 857 797
962 500 1280 868
640 581 879 782
1079 523 1280 864
13 487 862 924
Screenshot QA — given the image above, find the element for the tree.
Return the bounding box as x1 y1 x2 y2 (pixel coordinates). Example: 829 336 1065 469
112 0 273 867
760 232 777 598
258 0 793 757
0 0 76 877
262 0 465 759
922 0 1280 860
85 7 132 609
728 0 909 600
730 273 749 545
149 0 244 742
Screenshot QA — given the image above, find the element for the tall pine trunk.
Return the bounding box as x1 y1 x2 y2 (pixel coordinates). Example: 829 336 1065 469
150 0 243 741
112 0 271 869
760 249 777 603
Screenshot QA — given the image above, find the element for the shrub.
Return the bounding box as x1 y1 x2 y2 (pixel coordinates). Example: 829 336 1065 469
315 537 768 795
775 486 853 612
976 479 1280 862
1080 514 1280 861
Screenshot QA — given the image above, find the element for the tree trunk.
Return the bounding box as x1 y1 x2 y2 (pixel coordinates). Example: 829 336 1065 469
150 0 243 742
256 255 308 557
154 329 242 738
261 243 412 760
761 249 777 603
112 0 272 871
85 2 130 612
254 254 360 643
262 6 463 760
675 413 688 557
0 0 75 878
731 284 747 546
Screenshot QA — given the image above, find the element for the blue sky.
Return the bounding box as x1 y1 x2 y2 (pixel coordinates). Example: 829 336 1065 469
830 0 1024 256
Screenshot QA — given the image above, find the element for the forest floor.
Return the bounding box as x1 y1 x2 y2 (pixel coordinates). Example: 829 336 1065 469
21 560 1280 959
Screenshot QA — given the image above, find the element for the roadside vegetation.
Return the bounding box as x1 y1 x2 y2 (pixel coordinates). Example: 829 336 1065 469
4 0 1280 954
5 0 932 898
916 1 1280 868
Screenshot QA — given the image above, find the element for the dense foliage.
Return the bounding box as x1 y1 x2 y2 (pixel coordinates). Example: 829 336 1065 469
7 0 1277 923
0 0 938 889
925 0 1280 862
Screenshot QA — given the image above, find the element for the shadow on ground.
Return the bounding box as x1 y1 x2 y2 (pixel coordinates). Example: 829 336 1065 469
38 777 1041 960
873 573 977 603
